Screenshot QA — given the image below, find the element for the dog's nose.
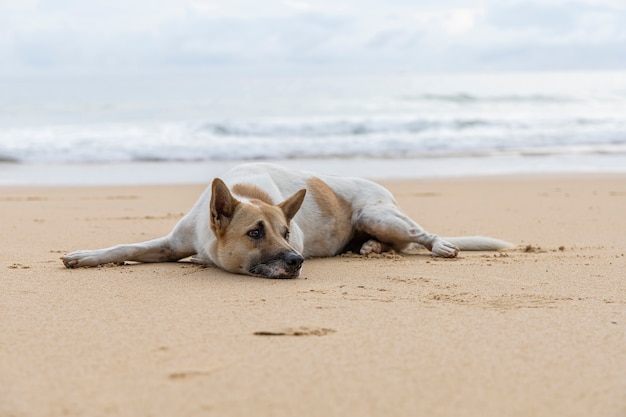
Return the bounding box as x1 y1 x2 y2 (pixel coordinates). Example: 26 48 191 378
284 252 304 270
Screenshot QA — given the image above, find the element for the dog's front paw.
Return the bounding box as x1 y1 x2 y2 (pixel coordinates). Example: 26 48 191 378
189 255 214 266
431 239 459 258
61 250 106 268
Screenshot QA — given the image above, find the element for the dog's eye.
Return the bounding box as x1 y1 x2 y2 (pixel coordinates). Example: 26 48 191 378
284 230 290 241
247 229 262 239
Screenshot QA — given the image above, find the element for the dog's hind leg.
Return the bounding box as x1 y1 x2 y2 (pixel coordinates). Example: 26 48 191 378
354 204 459 258
359 239 392 256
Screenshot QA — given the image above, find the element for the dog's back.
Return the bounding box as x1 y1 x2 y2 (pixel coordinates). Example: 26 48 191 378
218 164 396 257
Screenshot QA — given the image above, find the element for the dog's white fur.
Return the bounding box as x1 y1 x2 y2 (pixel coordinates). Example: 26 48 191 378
62 163 514 278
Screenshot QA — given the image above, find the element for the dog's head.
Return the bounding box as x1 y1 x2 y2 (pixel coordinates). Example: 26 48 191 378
209 178 306 279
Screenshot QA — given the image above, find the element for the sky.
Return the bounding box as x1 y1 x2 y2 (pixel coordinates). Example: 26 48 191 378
1 0 626 75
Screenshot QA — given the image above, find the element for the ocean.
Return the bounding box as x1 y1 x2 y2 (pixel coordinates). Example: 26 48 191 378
1 70 625 185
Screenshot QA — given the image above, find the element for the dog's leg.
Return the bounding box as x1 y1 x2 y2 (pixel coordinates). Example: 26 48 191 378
354 205 459 258
61 235 196 268
62 218 197 268
189 255 214 266
359 239 391 256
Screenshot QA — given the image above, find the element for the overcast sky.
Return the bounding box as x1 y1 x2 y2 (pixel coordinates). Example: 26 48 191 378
1 0 626 75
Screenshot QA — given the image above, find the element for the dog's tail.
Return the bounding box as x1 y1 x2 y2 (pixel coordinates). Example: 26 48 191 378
442 236 515 251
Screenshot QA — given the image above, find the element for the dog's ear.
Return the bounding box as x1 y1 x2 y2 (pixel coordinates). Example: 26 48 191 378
278 189 306 223
210 178 240 232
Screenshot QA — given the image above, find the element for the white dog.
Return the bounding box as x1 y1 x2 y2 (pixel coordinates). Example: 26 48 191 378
62 163 513 278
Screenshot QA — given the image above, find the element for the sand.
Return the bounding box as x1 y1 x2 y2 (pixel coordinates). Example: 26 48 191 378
1 174 625 417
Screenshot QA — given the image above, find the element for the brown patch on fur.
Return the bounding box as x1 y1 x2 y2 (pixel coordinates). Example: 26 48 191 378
232 183 274 205
306 177 353 241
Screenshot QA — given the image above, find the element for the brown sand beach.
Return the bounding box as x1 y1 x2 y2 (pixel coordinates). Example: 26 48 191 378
1 174 625 417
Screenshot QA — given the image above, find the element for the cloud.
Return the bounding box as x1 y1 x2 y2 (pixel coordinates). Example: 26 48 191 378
484 1 626 44
1 0 626 74
413 8 484 36
283 0 312 12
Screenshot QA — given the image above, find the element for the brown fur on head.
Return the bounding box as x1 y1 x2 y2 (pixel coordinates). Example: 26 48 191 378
210 178 306 278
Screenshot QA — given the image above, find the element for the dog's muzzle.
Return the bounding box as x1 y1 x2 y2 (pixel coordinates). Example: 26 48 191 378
249 251 304 279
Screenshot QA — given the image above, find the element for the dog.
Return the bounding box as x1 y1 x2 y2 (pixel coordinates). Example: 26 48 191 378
62 163 514 278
